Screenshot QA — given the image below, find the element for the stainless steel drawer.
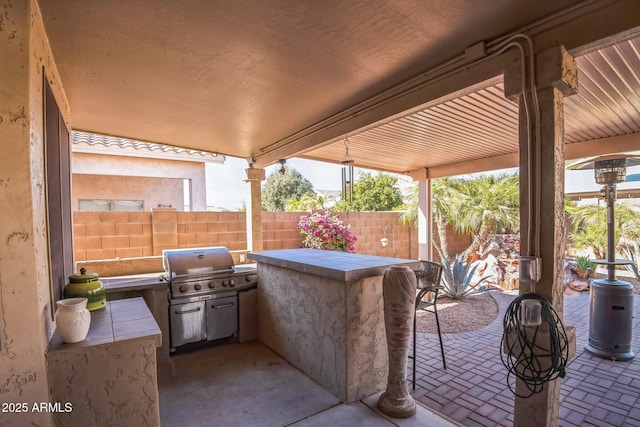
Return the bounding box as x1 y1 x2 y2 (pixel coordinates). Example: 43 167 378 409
170 300 206 348
206 295 237 341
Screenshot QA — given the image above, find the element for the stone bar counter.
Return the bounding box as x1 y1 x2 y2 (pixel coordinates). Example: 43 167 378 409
248 249 418 403
46 297 161 427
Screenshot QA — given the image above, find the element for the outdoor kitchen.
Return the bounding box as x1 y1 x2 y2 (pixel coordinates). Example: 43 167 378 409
44 244 427 424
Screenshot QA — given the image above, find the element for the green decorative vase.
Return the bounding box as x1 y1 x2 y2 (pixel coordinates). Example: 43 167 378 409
64 268 106 311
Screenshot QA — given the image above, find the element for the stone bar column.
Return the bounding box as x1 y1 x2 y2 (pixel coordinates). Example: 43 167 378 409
378 265 417 418
245 167 265 252
504 46 578 426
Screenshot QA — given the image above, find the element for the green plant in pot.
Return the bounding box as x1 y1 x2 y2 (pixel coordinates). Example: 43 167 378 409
575 256 597 280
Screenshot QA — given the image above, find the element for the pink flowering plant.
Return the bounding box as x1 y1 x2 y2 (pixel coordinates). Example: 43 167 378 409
297 210 357 253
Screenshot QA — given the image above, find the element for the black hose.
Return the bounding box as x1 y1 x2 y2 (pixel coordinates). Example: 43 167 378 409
500 293 569 398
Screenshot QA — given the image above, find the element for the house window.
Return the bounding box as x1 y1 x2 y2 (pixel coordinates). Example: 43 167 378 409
78 199 144 211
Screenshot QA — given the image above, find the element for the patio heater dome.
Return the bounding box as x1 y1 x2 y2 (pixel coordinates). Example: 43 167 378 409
567 154 639 361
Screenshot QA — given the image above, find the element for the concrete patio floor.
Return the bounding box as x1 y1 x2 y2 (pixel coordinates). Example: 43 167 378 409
411 290 640 426
156 288 639 427
158 341 459 426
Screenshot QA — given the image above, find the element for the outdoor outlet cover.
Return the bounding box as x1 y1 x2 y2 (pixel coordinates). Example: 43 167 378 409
520 299 542 326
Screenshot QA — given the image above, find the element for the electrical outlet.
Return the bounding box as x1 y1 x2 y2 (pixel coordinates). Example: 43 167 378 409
520 256 541 283
520 299 542 326
239 254 246 263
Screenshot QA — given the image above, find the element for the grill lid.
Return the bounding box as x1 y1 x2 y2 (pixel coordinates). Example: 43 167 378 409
163 246 234 281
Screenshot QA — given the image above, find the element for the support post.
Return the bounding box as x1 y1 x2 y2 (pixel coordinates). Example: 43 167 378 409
504 45 578 427
245 167 265 252
411 168 433 261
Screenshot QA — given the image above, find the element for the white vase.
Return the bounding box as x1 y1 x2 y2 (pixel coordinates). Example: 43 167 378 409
55 298 91 343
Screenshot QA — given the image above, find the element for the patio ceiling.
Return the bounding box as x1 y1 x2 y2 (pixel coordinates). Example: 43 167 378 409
301 35 640 177
38 1 640 177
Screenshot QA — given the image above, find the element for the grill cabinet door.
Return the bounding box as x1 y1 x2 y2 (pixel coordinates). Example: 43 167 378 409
207 295 238 341
170 300 206 348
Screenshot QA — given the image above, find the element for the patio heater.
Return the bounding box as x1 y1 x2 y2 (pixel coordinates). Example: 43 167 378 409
569 154 638 361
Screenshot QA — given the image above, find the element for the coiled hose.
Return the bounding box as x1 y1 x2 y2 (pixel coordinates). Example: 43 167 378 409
500 293 569 398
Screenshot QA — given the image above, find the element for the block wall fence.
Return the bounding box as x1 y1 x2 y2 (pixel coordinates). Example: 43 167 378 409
73 210 471 262
72 210 433 262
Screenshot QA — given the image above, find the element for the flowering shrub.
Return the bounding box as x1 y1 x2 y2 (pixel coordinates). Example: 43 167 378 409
297 210 357 253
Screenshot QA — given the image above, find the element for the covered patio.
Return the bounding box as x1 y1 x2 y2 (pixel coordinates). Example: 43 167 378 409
1 1 640 425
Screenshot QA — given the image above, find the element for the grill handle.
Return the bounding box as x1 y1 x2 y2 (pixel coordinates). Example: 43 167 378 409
174 307 202 315
212 303 234 310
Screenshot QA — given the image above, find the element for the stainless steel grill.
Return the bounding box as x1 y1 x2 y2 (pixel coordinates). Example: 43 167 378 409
162 247 257 352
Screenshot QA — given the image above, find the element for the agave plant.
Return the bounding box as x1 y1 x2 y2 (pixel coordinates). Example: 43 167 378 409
440 253 492 299
620 241 640 280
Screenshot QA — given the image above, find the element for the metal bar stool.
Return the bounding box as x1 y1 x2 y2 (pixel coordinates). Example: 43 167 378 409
412 260 446 390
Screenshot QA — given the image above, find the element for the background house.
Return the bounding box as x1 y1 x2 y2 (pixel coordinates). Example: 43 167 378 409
71 131 224 211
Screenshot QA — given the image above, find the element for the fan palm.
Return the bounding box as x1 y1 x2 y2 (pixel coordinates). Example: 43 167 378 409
566 200 640 259
401 173 520 259
448 173 520 255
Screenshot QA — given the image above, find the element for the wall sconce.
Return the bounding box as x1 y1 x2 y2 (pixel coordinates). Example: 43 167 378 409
380 224 396 258
278 159 286 175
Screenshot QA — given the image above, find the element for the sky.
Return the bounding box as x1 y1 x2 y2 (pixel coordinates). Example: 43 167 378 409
205 157 415 210
205 156 640 211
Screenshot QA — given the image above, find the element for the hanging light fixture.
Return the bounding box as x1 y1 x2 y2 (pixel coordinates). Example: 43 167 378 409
341 137 354 202
278 159 286 175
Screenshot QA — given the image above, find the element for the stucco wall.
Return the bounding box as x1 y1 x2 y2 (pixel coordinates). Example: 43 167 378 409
0 0 70 425
72 152 207 210
73 174 185 211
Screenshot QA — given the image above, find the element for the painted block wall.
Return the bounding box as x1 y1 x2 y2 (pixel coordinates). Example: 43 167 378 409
73 211 418 262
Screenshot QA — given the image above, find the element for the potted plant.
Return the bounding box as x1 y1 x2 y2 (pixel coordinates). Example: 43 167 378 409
575 256 597 280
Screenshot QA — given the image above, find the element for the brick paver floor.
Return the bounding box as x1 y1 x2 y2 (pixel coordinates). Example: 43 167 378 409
410 289 640 426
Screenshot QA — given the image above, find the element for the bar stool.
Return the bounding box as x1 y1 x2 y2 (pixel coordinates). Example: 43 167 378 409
412 260 446 390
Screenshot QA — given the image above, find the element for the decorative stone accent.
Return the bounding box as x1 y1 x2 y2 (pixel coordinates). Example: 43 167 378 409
378 265 416 418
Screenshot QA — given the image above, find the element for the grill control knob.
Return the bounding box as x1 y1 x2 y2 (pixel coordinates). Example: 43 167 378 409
222 280 228 287
208 282 215 289
195 284 201 290
246 274 258 282
179 286 186 293
229 279 235 287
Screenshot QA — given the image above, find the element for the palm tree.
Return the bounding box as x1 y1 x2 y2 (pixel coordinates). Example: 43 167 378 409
432 177 468 260
400 177 464 260
566 200 640 259
401 174 519 260
450 174 520 255
285 192 326 212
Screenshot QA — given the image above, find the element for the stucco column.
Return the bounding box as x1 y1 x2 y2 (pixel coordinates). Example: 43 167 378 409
245 167 265 252
411 168 433 261
504 45 577 426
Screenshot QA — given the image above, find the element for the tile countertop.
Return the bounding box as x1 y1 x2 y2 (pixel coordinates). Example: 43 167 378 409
248 248 419 282
101 272 167 293
48 297 162 353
